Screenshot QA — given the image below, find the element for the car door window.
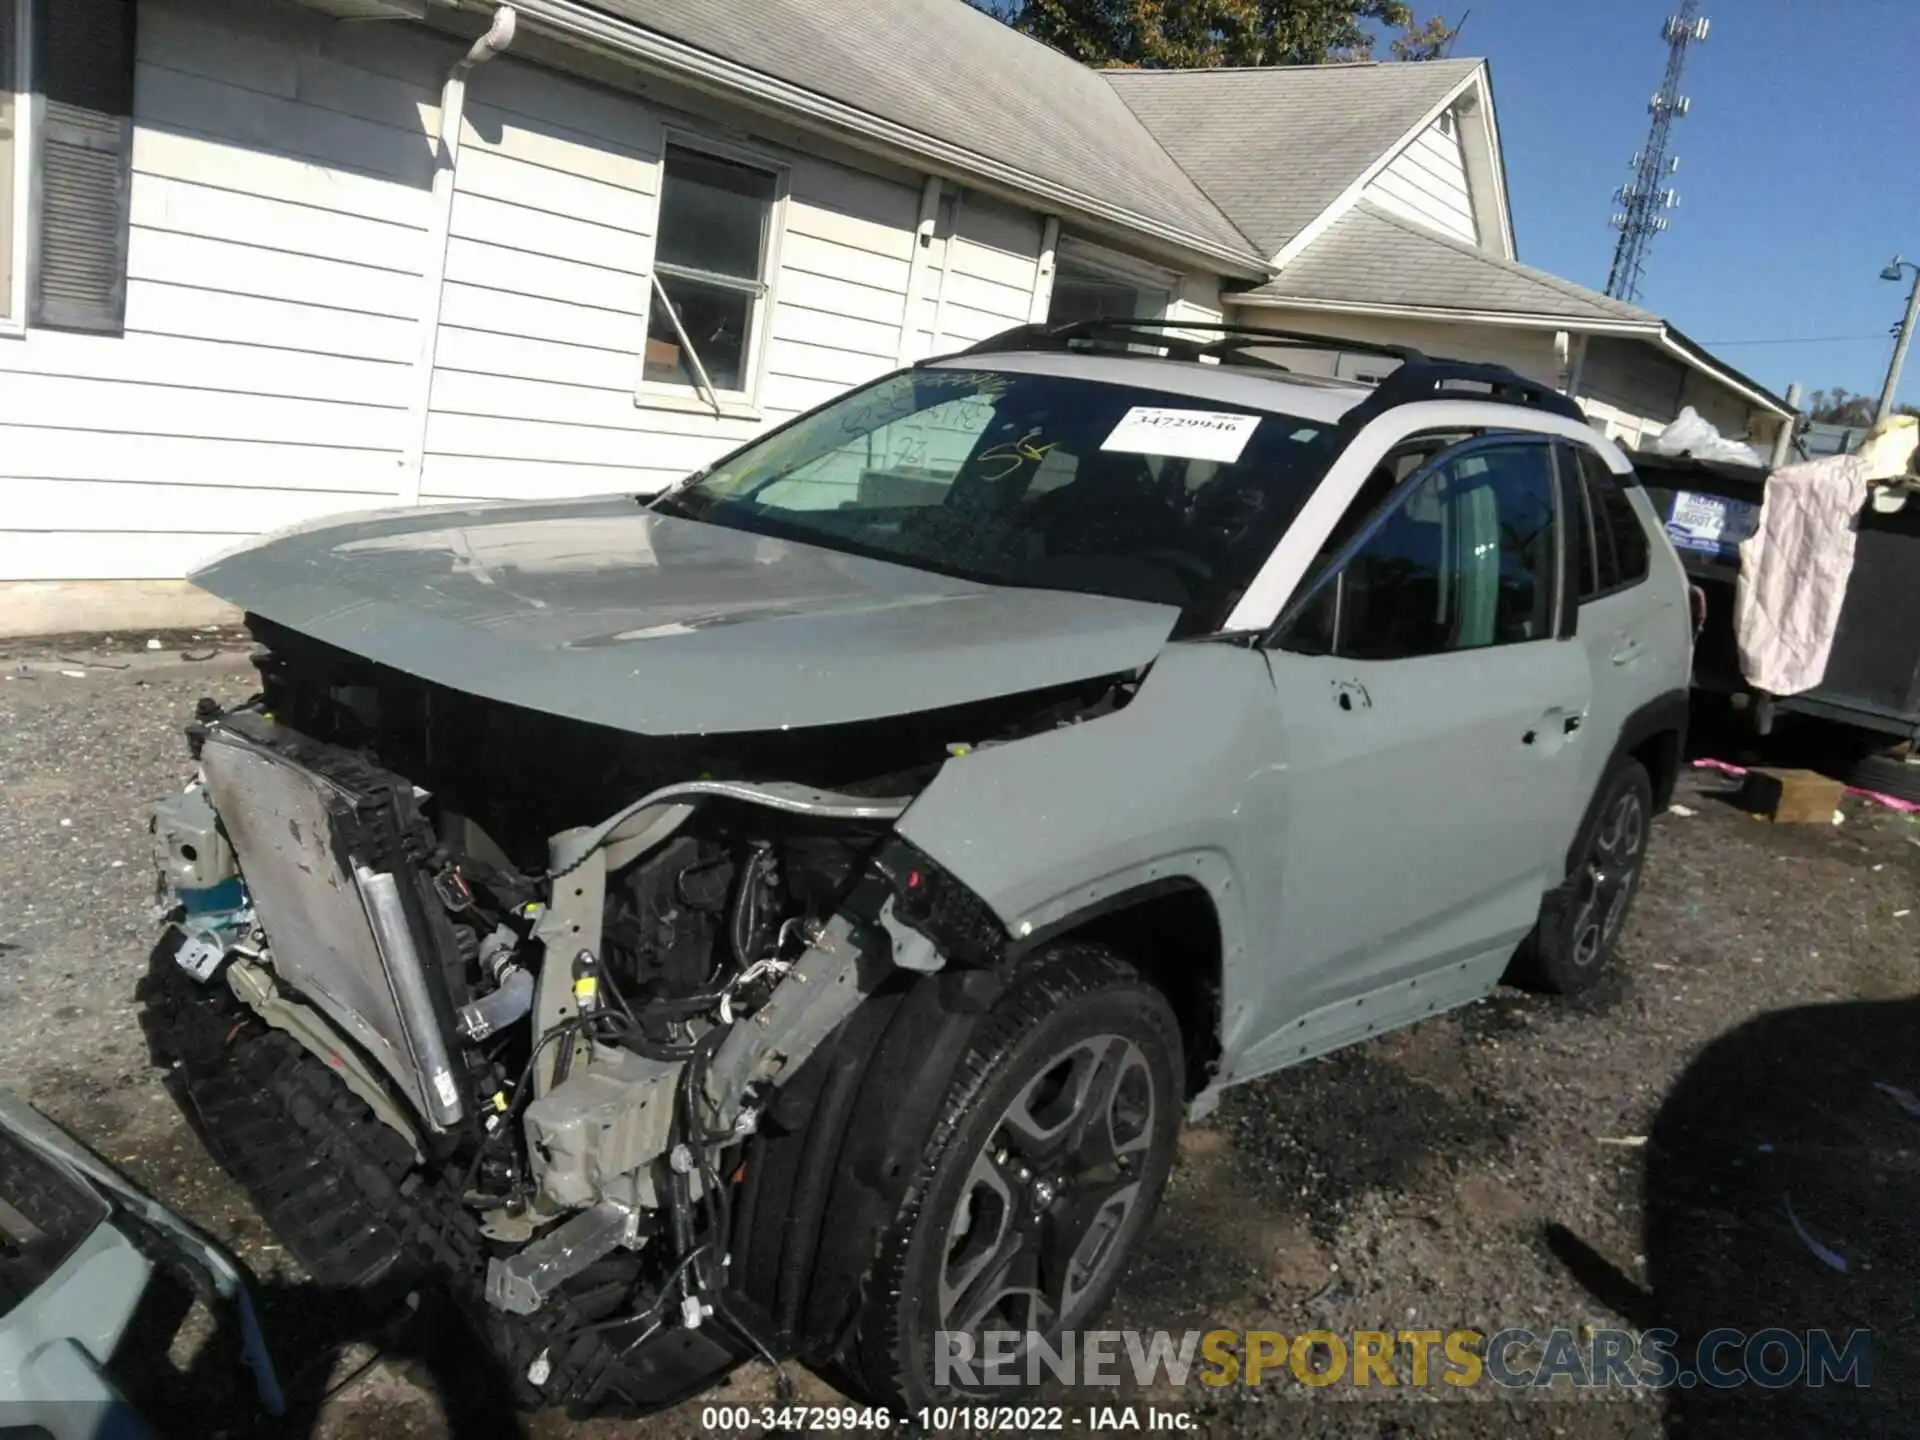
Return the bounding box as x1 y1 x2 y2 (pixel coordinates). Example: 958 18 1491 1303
1281 441 1562 659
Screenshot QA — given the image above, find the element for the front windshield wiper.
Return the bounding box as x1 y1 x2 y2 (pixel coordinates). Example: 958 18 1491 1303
646 487 716 521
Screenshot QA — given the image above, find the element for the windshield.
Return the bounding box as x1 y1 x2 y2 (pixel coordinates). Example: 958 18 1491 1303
653 366 1341 633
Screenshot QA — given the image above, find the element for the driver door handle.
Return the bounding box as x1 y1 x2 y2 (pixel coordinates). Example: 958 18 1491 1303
1610 638 1645 666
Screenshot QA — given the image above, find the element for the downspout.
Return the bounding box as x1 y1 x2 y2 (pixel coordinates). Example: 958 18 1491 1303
894 176 942 366
398 8 518 506
927 189 964 355
1027 216 1060 323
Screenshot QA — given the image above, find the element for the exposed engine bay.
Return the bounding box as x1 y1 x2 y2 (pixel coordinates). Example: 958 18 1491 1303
149 617 1133 1402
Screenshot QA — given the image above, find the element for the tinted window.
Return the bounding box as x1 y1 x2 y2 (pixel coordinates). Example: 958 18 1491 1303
1299 442 1559 660
1572 446 1649 595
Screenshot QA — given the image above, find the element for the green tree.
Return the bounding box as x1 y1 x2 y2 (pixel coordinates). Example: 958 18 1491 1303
970 0 1457 68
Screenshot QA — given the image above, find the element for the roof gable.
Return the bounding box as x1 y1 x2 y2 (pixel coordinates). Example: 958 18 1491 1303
1104 59 1481 257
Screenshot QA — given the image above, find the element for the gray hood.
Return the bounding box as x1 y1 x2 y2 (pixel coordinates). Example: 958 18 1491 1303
191 495 1181 735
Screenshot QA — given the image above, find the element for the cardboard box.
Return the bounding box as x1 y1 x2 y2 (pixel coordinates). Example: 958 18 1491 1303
1738 767 1846 824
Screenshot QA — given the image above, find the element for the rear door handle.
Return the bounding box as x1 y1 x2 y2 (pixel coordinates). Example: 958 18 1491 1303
1610 638 1645 666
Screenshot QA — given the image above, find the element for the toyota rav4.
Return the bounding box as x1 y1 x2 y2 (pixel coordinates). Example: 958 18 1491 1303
140 320 1691 1415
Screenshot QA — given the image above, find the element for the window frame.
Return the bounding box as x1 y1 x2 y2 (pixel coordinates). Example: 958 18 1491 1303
636 130 790 420
1561 440 1651 605
1271 431 1570 660
0 0 33 336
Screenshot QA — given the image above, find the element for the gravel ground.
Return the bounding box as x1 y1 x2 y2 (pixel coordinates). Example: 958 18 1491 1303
2 633 1915 1440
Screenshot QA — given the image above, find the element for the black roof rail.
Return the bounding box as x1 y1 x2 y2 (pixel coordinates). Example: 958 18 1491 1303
1338 359 1587 426
950 321 1586 425
951 319 1427 370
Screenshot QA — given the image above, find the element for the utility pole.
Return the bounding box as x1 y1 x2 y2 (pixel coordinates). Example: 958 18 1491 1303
1877 256 1920 424
1605 2 1709 304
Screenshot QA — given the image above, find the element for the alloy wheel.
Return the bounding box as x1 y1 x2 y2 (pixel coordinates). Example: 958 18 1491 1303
1571 788 1647 967
936 1034 1158 1349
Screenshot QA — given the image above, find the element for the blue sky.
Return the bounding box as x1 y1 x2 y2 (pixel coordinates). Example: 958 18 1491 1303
1459 0 1920 407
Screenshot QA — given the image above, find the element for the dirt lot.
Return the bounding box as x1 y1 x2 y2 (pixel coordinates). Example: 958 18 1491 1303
2 635 1915 1439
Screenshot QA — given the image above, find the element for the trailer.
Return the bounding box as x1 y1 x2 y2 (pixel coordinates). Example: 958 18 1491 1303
1633 448 1920 800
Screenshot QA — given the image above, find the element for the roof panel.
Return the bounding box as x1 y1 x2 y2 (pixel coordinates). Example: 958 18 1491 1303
1104 60 1481 256
576 0 1259 261
1239 202 1659 324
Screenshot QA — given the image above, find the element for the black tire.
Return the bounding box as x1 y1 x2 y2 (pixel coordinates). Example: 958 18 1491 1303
1511 757 1654 995
135 941 740 1415
837 943 1184 1411
1831 750 1920 806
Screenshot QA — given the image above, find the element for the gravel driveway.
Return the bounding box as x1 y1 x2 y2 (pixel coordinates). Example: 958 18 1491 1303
2 634 1914 1439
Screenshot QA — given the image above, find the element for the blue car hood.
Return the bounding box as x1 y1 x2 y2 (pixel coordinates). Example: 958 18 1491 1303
190 495 1181 735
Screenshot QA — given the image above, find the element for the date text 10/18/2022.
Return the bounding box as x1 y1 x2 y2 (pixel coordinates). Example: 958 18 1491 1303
700 1406 1194 1432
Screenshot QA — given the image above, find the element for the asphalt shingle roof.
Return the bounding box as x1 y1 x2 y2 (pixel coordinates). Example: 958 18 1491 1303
584 0 1259 261
1103 60 1481 257
1239 201 1660 325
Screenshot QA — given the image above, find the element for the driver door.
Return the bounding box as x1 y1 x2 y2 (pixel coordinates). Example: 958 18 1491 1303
1238 436 1593 1075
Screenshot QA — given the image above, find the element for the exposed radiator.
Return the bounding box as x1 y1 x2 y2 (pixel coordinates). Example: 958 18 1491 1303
200 724 465 1130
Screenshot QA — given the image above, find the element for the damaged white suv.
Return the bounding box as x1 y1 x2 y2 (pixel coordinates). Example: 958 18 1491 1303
142 321 1690 1414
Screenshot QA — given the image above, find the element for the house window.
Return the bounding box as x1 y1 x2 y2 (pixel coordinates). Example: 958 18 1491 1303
1047 251 1169 327
0 0 28 328
643 144 780 405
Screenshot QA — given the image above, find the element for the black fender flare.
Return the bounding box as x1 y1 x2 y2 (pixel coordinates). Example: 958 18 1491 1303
1561 687 1689 878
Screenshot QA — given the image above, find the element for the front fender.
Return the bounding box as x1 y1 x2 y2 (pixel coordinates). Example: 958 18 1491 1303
895 642 1279 1067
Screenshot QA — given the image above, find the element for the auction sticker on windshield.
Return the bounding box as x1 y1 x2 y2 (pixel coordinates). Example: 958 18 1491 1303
1103 406 1261 463
1666 488 1761 560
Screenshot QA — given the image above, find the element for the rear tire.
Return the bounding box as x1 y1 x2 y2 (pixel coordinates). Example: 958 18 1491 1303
1511 758 1653 995
835 943 1184 1411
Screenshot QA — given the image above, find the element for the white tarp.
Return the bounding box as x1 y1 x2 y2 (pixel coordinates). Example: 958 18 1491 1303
1735 453 1873 696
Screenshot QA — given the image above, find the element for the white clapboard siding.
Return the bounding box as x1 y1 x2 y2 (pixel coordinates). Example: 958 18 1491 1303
767 305 901 363
6 479 396 534
128 228 423 318
771 268 908 329
1364 115 1477 245
424 413 726 474
462 102 658 192
430 371 763 445
764 337 896 389
433 326 639 390
0 532 244 581
444 236 649 314
1 1 433 578
133 128 425 226
454 147 656 236
437 282 646 353
131 175 426 274
0 374 408 448
447 191 647 275
780 232 914 297
760 373 851 416
134 62 435 189
2 428 405 492
418 455 692 501
0 331 410 408
126 284 418 362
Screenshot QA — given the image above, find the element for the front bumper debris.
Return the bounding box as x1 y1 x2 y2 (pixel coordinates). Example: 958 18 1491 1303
0 1093 284 1437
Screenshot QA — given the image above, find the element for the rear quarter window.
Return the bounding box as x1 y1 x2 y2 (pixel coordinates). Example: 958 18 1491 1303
1571 446 1649 597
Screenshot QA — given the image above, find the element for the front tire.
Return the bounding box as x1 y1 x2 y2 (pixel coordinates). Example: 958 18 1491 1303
1513 757 1653 995
843 944 1184 1411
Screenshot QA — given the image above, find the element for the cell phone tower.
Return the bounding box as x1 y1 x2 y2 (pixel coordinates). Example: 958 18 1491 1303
1604 0 1710 304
